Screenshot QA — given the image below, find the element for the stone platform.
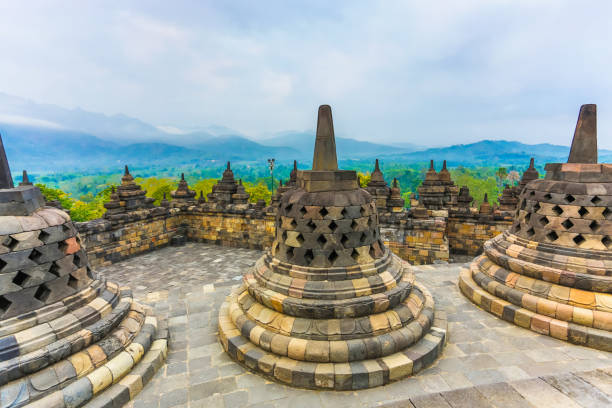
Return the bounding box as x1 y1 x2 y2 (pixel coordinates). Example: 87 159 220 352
98 243 612 407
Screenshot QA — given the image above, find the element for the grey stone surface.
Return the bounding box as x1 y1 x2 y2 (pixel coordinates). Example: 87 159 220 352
100 243 612 407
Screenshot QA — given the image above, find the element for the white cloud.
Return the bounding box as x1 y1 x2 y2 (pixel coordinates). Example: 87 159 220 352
0 1 611 148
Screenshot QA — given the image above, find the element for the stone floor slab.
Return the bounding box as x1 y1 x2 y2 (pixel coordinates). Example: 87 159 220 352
100 243 612 408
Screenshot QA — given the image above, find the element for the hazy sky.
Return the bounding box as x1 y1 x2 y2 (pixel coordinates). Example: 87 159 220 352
1 1 611 148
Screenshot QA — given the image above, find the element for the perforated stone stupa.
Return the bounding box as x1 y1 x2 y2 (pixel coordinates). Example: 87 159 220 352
218 105 447 390
459 104 612 351
0 134 167 407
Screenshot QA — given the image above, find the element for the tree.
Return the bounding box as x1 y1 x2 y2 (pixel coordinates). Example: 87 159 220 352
243 181 272 204
495 167 508 189
358 172 371 187
507 170 520 186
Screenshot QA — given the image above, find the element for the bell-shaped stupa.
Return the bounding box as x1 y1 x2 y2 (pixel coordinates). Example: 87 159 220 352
218 105 446 390
0 134 166 407
460 104 612 351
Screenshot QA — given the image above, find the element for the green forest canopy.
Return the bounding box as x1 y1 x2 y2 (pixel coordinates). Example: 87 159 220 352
34 162 529 222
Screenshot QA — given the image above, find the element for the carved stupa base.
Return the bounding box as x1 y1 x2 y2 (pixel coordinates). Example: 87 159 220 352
218 255 446 390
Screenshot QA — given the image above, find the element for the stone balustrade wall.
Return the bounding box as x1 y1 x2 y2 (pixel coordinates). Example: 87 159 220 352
75 207 181 268
446 211 513 256
75 204 514 268
179 207 276 249
379 214 449 265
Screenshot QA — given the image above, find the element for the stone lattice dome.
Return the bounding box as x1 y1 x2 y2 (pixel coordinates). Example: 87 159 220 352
0 135 166 407
460 104 612 351
218 105 446 390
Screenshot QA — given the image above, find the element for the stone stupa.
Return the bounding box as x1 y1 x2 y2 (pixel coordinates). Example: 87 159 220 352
0 134 166 407
459 104 612 351
218 105 446 390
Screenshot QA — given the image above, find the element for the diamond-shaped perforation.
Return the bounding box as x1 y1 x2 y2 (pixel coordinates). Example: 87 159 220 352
290 219 297 229
529 190 536 196
341 208 348 217
296 233 304 245
351 248 359 261
544 193 552 200
73 253 83 268
0 258 7 272
360 206 367 216
319 207 329 217
546 231 559 242
564 194 575 203
561 219 574 230
281 230 288 242
12 271 30 287
304 249 313 265
34 285 51 302
350 219 358 230
328 250 338 264
573 234 586 246
539 216 549 226
6 237 19 251
604 208 612 219
299 206 307 216
317 235 327 248
578 206 588 217
520 200 526 210
67 274 79 289
533 202 541 213
591 196 602 205
306 220 316 232
58 240 68 253
286 246 294 260
341 234 349 247
602 236 612 249
589 220 601 232
329 220 338 232
49 262 61 277
360 232 367 244
526 227 535 237
552 205 563 216
284 203 293 213
524 212 531 223
0 296 11 315
29 249 43 263
38 230 51 243
514 223 521 233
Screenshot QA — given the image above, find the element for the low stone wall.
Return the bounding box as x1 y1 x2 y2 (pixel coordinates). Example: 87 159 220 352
180 209 275 250
380 214 449 265
447 213 512 256
76 208 181 268
76 204 516 269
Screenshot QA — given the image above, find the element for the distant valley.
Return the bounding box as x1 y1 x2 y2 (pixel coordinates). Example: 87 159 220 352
1 92 610 174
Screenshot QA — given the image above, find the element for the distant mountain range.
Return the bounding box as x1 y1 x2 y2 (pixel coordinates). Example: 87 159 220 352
0 92 610 173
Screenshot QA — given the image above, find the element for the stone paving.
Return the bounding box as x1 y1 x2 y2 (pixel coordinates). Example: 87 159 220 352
98 243 612 407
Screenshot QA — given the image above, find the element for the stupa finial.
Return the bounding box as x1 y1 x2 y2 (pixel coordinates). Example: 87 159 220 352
375 158 380 172
429 160 434 170
442 160 447 170
227 161 231 170
568 104 597 163
529 157 535 169
312 104 338 171
0 132 13 189
19 170 32 186
181 173 185 181
124 165 130 175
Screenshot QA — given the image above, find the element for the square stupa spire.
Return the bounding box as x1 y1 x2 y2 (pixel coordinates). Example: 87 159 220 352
568 104 597 163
